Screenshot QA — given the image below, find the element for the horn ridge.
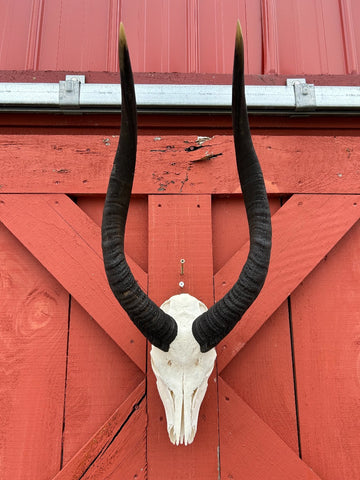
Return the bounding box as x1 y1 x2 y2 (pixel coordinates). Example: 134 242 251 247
192 21 272 353
102 24 177 352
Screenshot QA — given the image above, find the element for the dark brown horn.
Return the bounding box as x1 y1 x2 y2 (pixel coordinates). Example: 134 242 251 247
101 24 177 351
192 21 272 352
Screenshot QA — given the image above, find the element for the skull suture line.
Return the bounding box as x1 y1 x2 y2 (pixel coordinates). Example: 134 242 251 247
101 22 272 445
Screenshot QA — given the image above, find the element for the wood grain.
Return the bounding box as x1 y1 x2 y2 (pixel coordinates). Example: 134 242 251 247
0 223 69 480
216 194 360 372
219 379 321 479
147 195 219 479
0 134 359 194
291 220 360 480
53 381 146 480
0 193 147 371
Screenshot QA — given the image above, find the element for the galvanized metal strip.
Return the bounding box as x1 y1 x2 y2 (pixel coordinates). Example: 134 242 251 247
0 81 360 113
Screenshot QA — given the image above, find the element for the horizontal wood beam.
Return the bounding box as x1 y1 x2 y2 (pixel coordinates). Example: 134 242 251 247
0 193 147 372
0 134 358 194
216 194 360 372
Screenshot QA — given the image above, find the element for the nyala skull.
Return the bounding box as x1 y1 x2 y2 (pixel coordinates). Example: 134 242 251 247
151 294 216 445
102 22 272 445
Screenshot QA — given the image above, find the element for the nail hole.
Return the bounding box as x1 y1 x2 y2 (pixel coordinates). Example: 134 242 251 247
197 204 200 208
158 204 162 207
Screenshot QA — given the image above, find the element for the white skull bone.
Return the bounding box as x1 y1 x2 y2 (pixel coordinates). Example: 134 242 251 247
150 293 217 446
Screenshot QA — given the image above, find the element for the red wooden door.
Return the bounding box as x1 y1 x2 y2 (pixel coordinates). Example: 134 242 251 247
0 132 359 479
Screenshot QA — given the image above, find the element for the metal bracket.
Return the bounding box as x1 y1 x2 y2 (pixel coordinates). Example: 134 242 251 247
287 78 316 111
59 75 85 108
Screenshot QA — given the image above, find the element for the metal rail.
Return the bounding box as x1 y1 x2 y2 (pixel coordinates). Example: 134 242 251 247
0 76 359 115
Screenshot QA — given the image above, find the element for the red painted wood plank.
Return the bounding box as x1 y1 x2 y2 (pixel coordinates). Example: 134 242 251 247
1 134 359 194
221 302 299 454
77 196 149 273
212 196 281 274
291 221 360 480
219 379 321 479
61 300 144 465
61 197 145 462
148 195 214 307
0 193 147 372
59 196 147 461
213 197 298 453
53 381 146 480
147 195 219 479
216 194 360 372
0 223 69 480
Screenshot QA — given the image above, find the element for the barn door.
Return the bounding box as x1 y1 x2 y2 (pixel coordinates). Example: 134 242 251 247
0 133 359 479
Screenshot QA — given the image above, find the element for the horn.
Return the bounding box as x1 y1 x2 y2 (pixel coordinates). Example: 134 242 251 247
192 21 272 352
101 24 177 352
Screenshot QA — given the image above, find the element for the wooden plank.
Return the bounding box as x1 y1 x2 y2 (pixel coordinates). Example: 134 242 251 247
0 134 359 194
216 194 360 372
0 223 69 480
60 197 146 463
221 302 299 454
0 193 147 372
212 196 281 274
53 381 146 480
147 195 219 479
77 196 149 273
291 221 360 480
219 379 321 480
61 300 144 465
213 196 299 452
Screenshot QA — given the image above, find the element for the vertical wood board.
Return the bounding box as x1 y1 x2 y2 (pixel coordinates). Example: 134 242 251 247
0 223 69 480
213 196 298 452
61 300 144 465
60 197 146 463
147 194 219 479
291 220 360 480
221 302 299 454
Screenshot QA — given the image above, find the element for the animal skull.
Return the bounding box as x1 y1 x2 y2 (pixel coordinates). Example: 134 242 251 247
101 22 272 445
150 294 216 445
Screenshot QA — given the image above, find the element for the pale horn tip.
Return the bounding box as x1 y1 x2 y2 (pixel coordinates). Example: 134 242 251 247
119 22 128 52
235 20 243 57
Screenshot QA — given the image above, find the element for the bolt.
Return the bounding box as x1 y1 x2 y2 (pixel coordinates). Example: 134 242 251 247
179 281 185 288
180 259 185 275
